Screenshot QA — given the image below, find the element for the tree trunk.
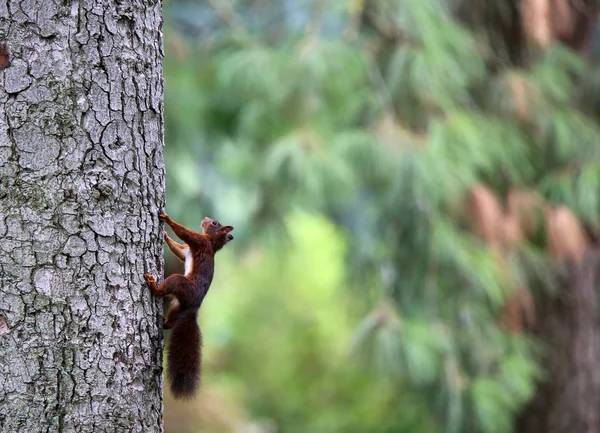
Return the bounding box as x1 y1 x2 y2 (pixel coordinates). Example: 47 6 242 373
516 251 600 433
0 0 166 431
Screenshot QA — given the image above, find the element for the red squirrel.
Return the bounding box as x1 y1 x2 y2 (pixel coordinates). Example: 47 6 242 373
144 212 234 399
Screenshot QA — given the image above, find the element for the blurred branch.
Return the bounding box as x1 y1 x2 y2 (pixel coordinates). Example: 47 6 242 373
344 0 367 41
366 51 398 118
207 0 251 41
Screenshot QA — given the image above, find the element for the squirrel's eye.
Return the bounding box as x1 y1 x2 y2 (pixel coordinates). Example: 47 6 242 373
211 221 217 226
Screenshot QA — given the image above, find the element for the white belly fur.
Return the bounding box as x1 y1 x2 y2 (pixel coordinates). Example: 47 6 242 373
184 248 193 276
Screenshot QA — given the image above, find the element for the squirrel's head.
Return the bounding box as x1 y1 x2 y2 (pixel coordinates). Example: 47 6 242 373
202 217 234 243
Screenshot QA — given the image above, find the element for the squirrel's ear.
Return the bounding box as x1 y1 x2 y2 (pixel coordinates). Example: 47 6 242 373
220 226 234 234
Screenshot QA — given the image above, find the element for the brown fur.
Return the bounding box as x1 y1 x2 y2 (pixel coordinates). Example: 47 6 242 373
144 213 233 399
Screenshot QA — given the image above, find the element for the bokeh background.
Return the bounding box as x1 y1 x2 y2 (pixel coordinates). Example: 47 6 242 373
159 1 600 432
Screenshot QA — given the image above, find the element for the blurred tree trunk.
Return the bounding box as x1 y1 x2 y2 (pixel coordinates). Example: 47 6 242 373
456 2 600 432
511 2 600 432
516 252 600 433
457 0 598 62
0 0 166 431
478 1 600 432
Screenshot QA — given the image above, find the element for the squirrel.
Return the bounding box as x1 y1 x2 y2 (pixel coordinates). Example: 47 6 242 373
144 212 234 399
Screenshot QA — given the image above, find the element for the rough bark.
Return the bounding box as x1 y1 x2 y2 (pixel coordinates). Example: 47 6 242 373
0 0 166 431
516 251 600 433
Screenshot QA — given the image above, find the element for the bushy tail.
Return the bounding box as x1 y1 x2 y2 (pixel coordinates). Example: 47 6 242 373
167 310 201 399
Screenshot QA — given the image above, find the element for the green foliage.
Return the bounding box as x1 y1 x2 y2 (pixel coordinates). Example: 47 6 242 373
162 0 600 432
202 213 436 433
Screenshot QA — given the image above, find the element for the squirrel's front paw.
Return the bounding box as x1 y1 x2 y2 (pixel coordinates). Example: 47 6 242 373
144 273 156 285
158 212 170 222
